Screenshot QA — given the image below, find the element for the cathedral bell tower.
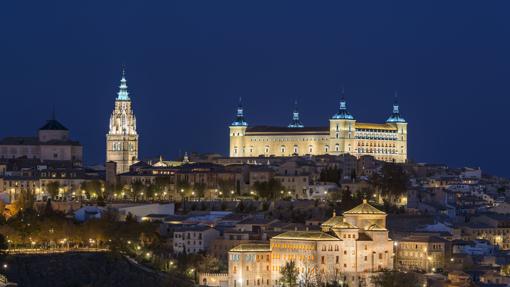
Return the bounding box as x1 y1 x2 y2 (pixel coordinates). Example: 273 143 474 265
106 69 139 174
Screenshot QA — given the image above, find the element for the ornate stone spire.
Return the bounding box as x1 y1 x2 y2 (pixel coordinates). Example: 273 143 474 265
117 68 130 100
332 87 354 120
231 97 247 126
288 100 304 128
386 91 406 123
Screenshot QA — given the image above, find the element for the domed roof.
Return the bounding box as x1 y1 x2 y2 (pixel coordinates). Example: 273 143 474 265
344 199 386 215
331 99 354 120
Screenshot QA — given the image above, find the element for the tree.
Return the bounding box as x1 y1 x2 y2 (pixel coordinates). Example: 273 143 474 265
0 234 8 253
319 166 343 184
46 182 60 199
370 163 409 204
131 180 144 200
253 179 285 200
217 179 235 198
194 182 207 198
280 260 299 287
43 198 54 216
371 270 421 287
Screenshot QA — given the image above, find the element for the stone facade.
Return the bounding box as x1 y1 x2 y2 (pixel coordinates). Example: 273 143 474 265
228 200 394 287
229 98 407 163
106 71 139 174
0 118 82 163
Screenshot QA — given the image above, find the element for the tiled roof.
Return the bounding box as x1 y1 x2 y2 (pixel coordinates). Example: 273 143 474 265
367 224 386 231
355 122 397 131
39 119 68 130
246 126 329 134
344 199 386 215
230 243 271 252
333 221 358 229
272 231 339 241
321 215 344 227
0 137 81 146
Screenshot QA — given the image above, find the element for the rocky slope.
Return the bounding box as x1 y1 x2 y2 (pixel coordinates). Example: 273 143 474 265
2 252 192 287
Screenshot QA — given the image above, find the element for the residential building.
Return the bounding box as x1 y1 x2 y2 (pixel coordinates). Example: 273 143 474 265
173 226 220 254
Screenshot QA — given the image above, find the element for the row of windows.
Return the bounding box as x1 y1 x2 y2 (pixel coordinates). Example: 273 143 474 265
111 142 136 151
249 137 327 142
271 243 314 250
358 148 399 155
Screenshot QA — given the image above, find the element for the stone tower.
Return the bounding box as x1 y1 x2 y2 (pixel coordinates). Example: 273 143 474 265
229 99 248 157
329 91 356 155
385 95 408 163
106 69 139 174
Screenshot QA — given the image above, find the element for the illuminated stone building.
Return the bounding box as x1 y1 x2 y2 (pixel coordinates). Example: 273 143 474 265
0 116 82 163
229 95 407 163
394 235 450 272
227 200 394 287
106 70 139 174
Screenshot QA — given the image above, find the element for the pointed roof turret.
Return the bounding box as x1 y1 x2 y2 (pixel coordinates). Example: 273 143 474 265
288 100 304 128
331 88 354 120
231 98 247 126
117 68 130 100
386 92 406 123
39 108 68 131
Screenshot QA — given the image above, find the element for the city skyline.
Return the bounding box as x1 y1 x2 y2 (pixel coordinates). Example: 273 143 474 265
1 1 510 177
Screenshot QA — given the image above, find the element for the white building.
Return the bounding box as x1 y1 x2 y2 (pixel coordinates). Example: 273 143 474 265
173 225 220 254
109 203 175 222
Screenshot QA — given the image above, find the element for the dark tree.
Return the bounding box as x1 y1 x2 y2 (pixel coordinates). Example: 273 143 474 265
372 270 421 287
46 182 60 199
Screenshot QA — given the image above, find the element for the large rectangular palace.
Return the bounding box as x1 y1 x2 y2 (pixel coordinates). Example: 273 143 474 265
229 95 407 163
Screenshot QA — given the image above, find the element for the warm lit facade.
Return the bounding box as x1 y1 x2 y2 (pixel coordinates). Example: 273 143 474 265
0 117 82 163
229 97 407 163
106 70 139 174
394 235 450 272
227 200 394 287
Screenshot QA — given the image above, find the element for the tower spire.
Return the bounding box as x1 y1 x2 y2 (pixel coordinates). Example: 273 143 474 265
117 67 130 100
288 100 304 128
231 97 247 126
332 87 354 120
51 105 56 121
386 91 406 123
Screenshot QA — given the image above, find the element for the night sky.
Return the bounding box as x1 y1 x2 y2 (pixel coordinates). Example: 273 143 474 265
1 1 509 177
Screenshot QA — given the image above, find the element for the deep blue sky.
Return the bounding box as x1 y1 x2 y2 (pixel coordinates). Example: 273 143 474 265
1 1 509 177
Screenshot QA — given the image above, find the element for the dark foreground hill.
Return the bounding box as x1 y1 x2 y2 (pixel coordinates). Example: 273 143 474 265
2 252 192 287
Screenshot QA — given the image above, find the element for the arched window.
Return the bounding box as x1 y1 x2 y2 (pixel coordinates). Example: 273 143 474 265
335 144 339 152
234 146 238 155
280 145 286 154
325 145 329 153
308 145 313 153
293 145 298 154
